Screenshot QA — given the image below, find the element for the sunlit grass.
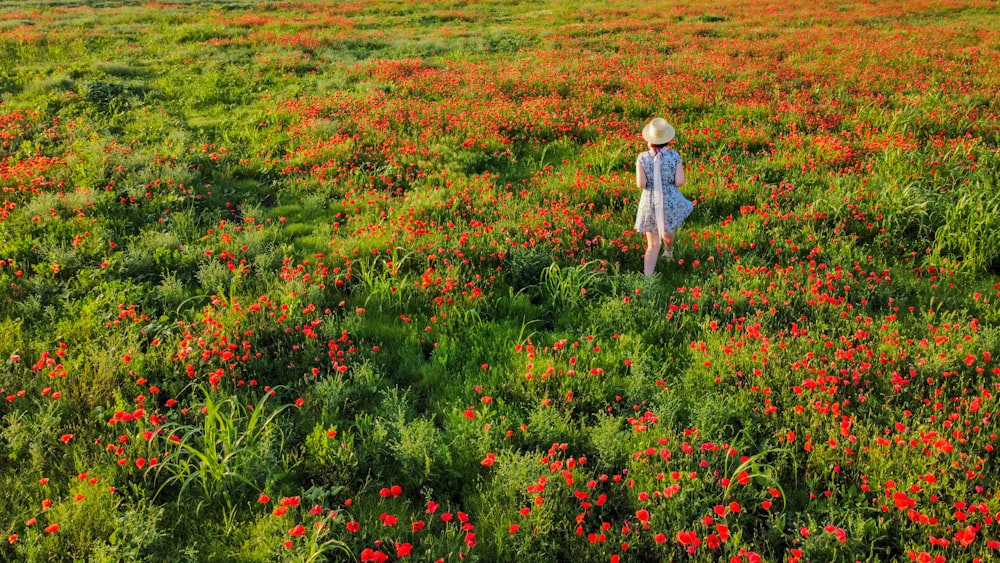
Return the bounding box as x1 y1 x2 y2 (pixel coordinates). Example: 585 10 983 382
1 0 999 560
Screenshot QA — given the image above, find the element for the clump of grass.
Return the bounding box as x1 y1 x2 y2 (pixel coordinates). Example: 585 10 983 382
95 61 145 78
152 385 291 508
26 75 74 94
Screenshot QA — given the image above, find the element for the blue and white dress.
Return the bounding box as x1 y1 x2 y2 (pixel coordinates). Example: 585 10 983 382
634 149 693 234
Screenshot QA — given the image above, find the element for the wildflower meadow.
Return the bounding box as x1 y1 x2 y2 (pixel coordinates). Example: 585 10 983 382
1 0 999 561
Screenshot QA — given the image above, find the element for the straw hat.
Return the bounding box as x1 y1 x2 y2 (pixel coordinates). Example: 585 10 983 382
642 117 676 145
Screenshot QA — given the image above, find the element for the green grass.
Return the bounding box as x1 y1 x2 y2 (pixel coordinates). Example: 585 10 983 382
1 0 999 561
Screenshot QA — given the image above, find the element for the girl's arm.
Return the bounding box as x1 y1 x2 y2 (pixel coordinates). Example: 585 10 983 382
636 159 647 189
674 160 685 188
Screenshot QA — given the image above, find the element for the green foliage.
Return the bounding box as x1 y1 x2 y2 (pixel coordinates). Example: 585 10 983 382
300 421 356 490
153 385 290 508
931 167 1000 272
2 400 65 472
1 0 999 561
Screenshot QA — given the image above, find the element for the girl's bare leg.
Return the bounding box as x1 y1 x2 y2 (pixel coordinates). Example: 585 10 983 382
661 231 674 260
644 232 661 277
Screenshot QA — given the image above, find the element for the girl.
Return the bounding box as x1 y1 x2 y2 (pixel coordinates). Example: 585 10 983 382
634 117 693 277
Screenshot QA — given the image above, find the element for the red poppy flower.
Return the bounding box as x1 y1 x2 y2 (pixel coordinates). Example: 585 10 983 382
954 526 976 547
676 531 700 546
635 509 649 523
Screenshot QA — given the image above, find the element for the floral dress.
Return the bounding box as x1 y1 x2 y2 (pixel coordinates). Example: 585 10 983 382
634 149 693 234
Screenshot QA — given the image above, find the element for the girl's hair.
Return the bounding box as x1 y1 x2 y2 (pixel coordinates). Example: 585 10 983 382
651 143 668 149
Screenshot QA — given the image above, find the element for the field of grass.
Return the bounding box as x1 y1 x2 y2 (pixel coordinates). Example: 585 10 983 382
1 0 999 561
